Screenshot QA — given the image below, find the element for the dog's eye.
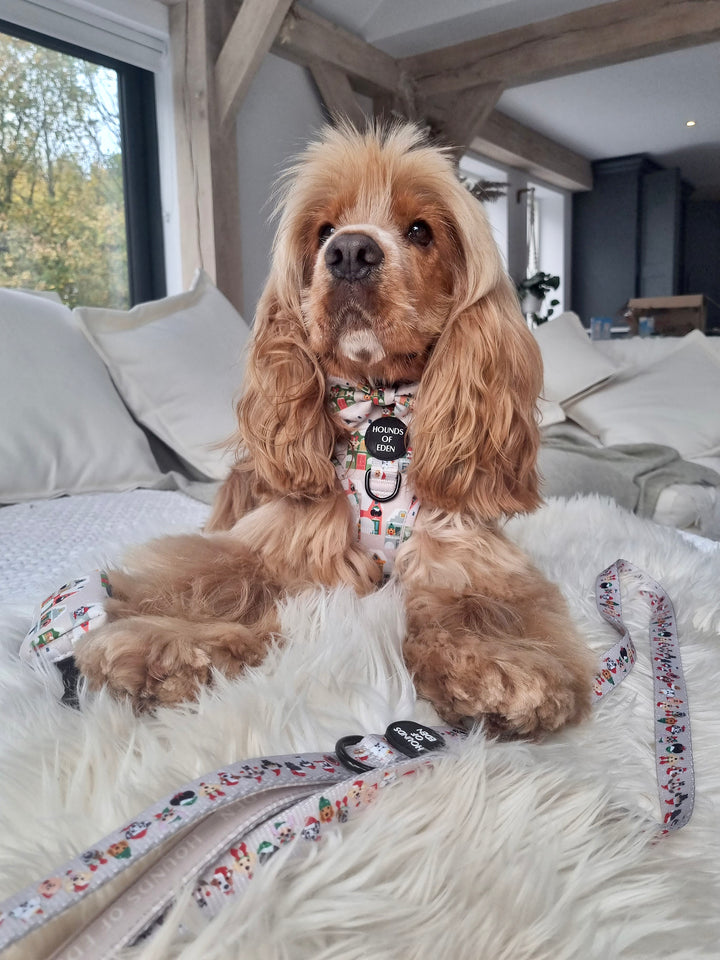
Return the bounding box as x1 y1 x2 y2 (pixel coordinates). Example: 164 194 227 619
318 223 335 246
407 220 433 247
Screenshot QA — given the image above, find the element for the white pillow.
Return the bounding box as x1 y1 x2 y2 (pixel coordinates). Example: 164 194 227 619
564 331 720 459
537 396 566 428
76 271 250 480
0 288 161 503
14 288 63 303
533 311 618 404
592 336 685 370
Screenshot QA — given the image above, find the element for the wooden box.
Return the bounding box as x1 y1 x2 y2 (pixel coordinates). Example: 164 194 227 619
627 295 707 336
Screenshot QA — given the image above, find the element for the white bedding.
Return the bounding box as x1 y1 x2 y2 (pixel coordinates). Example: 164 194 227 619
0 490 211 605
0 491 719 959
538 326 720 539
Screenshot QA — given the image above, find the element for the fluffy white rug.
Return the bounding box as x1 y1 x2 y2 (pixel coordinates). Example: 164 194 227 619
1 494 719 959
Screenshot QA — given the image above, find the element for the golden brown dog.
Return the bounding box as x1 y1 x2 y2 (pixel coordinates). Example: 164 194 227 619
75 123 595 735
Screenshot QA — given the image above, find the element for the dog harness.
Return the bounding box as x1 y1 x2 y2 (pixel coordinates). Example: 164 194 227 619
327 378 420 578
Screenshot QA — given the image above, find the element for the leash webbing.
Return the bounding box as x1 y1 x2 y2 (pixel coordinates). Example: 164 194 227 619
50 784 322 959
594 559 694 833
0 560 695 956
0 732 458 955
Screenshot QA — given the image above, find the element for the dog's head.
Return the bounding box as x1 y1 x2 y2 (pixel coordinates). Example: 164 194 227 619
273 123 493 385
238 123 542 518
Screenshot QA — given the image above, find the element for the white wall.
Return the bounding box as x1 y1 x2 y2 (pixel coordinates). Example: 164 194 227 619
235 54 327 323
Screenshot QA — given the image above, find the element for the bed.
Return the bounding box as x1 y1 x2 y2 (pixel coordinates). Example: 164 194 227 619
535 313 720 539
1 286 719 959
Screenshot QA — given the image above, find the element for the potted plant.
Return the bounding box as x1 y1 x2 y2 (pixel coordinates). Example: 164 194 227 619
516 272 560 325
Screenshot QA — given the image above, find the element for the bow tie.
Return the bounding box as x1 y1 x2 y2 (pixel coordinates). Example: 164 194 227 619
326 379 419 426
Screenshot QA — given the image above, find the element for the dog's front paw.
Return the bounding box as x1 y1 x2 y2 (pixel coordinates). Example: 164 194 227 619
75 618 212 711
405 631 593 738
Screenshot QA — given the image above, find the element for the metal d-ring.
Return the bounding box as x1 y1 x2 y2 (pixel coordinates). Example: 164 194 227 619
335 735 374 773
364 470 401 503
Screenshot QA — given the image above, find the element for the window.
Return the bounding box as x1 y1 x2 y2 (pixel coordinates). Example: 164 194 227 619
0 20 164 307
459 154 509 266
526 181 568 313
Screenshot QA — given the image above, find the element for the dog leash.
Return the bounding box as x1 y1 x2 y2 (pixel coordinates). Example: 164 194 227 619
1 560 694 955
594 559 694 833
0 726 455 956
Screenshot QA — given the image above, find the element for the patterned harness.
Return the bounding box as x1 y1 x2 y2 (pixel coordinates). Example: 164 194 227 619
327 379 420 578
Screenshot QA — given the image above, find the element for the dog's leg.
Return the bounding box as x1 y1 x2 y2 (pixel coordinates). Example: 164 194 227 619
75 492 381 709
74 533 283 709
395 511 596 737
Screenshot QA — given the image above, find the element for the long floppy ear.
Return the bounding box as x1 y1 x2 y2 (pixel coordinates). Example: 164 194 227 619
409 273 542 519
233 279 338 498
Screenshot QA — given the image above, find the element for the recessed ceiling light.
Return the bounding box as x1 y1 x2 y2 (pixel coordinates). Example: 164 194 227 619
686 120 697 127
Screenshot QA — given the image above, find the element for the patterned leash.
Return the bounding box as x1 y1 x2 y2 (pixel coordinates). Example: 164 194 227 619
593 559 694 832
0 560 694 956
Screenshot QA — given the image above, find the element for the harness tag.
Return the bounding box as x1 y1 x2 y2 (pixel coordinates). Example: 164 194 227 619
365 416 408 461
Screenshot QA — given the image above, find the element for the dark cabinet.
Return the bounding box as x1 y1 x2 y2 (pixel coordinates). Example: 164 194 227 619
571 155 686 324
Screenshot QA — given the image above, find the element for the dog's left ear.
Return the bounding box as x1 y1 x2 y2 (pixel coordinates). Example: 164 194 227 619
409 274 542 519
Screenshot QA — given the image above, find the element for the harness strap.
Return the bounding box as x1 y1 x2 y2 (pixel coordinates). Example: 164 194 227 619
1 560 695 956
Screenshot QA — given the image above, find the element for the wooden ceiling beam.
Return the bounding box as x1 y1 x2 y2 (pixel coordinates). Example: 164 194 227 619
273 3 404 98
471 111 593 192
421 81 504 156
215 0 294 129
309 60 368 129
405 0 720 97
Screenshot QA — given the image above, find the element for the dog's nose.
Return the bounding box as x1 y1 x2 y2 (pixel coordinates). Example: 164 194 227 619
324 233 384 282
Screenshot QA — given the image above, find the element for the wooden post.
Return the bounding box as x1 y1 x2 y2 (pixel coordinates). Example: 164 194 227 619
169 0 243 313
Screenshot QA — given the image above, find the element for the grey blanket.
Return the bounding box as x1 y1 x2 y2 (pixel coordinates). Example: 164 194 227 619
151 429 720 522
540 424 720 517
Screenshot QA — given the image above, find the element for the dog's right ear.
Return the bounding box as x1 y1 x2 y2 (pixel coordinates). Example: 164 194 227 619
234 281 338 497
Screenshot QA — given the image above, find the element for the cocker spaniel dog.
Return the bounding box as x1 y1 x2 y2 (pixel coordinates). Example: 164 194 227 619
76 123 595 736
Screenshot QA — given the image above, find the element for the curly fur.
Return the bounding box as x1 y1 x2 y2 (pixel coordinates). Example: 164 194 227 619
75 122 595 734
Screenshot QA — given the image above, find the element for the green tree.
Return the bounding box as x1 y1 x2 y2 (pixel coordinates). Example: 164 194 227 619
0 33 128 307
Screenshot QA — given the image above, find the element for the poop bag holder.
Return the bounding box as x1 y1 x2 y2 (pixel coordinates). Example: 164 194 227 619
20 571 110 666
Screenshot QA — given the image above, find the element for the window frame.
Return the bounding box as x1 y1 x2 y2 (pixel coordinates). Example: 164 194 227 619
0 17 166 305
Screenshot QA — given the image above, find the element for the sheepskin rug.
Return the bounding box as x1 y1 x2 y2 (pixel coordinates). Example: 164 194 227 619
1 492 719 960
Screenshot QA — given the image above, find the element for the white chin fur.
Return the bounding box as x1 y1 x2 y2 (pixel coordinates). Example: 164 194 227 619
338 328 385 364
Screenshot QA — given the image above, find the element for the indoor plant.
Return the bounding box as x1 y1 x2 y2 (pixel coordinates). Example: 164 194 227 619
516 271 560 325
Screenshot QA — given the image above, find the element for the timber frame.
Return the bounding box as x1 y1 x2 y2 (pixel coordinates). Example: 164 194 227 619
169 0 720 309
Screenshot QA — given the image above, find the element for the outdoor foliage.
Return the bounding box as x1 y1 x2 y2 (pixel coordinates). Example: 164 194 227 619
0 33 128 307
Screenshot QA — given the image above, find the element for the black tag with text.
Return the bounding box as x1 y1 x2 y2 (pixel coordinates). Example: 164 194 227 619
365 416 407 461
385 721 445 758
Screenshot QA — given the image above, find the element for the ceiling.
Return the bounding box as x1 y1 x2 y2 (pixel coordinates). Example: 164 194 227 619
303 0 720 197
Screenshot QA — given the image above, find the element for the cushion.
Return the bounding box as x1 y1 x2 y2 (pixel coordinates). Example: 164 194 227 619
533 312 618 404
0 289 162 504
537 396 566 428
592 336 686 370
14 288 63 303
564 331 720 459
76 271 250 480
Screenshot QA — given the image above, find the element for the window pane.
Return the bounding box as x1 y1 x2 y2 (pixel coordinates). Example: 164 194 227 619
460 154 509 267
0 31 128 307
